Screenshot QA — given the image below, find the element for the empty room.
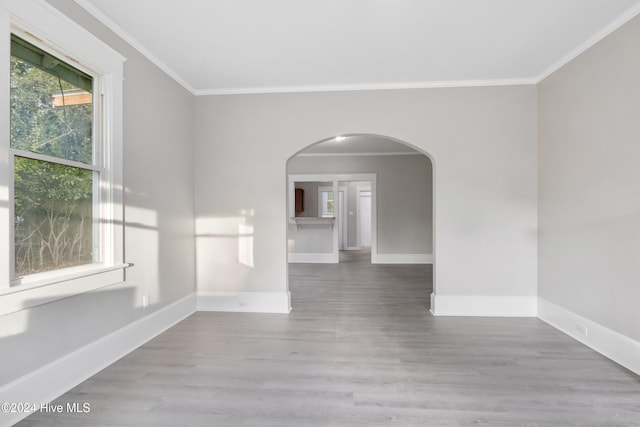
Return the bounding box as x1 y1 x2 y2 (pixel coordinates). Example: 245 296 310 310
1 0 639 425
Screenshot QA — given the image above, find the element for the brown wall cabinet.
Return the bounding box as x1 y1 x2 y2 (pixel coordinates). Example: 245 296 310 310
294 188 304 214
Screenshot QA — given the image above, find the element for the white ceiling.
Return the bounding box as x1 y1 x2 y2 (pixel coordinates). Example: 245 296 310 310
76 0 640 95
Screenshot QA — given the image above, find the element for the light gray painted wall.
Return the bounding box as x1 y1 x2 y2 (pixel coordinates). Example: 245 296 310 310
288 154 432 255
194 86 538 297
294 181 326 218
0 0 196 385
538 15 640 341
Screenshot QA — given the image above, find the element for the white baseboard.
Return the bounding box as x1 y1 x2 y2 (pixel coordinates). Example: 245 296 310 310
374 253 433 264
538 298 640 376
197 291 291 314
430 294 537 317
345 246 361 251
0 294 196 427
288 253 337 263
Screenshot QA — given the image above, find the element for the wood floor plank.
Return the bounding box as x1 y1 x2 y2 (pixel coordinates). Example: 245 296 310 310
18 250 640 426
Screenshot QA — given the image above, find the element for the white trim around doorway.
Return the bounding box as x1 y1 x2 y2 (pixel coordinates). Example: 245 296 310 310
288 173 377 264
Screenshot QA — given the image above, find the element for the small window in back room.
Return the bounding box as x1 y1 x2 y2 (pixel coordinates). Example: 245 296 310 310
320 190 334 217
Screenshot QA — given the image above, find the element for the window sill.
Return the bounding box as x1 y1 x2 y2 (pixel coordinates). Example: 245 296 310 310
0 263 132 316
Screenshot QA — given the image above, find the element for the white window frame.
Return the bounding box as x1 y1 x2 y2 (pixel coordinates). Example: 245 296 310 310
317 187 335 218
0 0 125 316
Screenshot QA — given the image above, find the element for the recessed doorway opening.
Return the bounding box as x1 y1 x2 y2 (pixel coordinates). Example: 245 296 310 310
286 134 434 311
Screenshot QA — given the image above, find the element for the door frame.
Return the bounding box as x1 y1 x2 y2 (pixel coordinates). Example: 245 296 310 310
288 173 377 263
356 184 372 248
317 185 347 250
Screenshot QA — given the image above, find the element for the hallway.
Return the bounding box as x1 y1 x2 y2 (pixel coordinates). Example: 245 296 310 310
19 253 640 426
289 249 432 318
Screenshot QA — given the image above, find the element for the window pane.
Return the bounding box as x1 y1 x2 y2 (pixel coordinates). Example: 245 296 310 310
321 191 334 216
14 157 94 276
10 35 93 164
327 192 334 215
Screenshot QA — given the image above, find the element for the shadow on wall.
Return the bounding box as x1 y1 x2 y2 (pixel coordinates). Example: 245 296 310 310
122 185 195 309
0 182 194 388
0 286 137 386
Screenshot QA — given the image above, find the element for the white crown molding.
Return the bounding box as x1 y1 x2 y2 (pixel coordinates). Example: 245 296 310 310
535 2 640 82
193 78 537 96
73 0 196 95
296 151 422 157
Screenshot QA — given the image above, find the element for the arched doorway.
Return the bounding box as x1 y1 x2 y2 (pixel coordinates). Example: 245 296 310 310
285 134 435 311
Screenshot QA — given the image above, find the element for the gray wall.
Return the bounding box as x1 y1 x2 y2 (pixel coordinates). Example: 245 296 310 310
194 86 538 297
0 0 196 385
288 154 433 255
3 0 637 395
538 15 640 341
294 181 326 218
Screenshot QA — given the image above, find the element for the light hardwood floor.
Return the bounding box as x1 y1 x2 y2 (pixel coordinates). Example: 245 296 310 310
19 250 640 426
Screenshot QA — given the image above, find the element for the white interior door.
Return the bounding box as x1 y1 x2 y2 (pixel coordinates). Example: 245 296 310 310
338 190 346 250
358 190 372 247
